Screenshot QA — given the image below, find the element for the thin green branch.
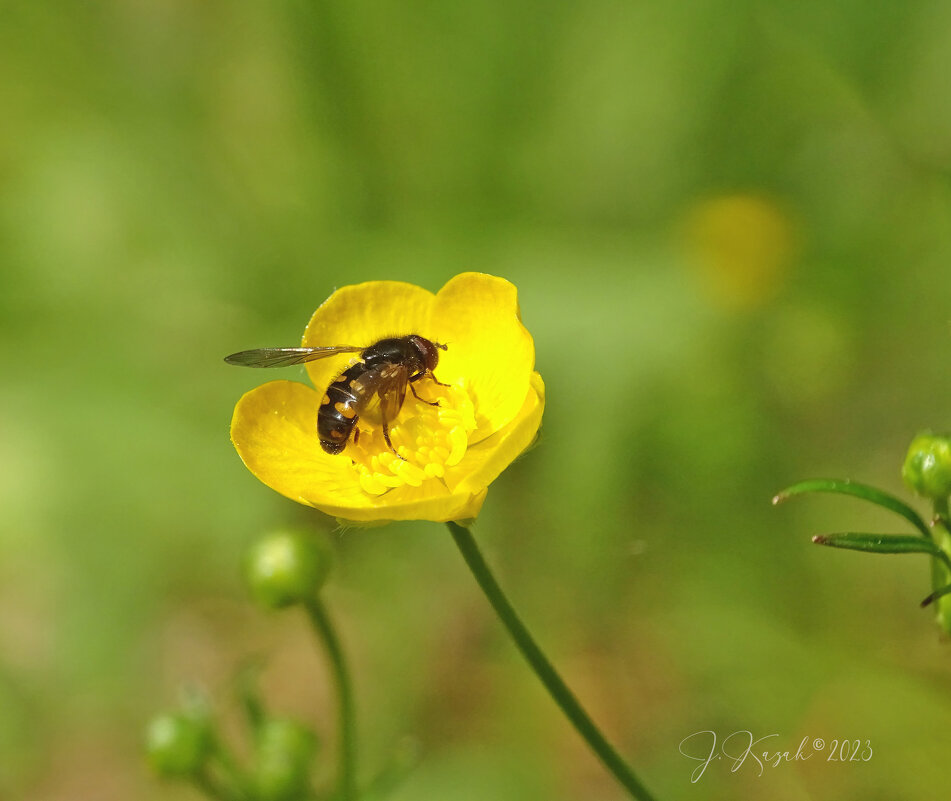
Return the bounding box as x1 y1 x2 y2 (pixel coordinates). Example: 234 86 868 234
773 478 931 539
447 522 657 801
304 597 357 801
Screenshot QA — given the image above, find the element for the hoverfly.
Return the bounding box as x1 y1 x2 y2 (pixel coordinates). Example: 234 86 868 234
225 336 448 456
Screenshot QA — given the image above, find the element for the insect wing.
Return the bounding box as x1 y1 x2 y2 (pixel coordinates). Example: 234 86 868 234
351 362 409 419
224 346 363 368
376 363 410 425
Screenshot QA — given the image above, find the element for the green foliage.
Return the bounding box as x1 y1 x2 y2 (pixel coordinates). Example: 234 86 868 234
146 676 321 800
777 432 951 635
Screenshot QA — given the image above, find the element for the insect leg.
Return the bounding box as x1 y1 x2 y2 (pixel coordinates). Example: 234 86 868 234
429 372 450 387
374 363 409 460
410 383 440 406
381 418 406 460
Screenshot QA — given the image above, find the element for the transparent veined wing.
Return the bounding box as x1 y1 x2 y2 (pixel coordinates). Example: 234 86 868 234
224 346 364 368
347 362 410 421
374 363 411 422
355 362 410 453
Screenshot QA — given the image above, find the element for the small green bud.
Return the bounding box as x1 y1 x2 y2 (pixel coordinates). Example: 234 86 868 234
252 718 317 801
245 530 333 609
902 432 951 501
145 712 212 778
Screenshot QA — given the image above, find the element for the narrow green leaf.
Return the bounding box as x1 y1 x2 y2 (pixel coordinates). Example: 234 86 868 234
773 478 932 539
920 583 951 608
812 532 951 569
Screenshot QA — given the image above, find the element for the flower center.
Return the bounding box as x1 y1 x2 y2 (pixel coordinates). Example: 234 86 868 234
346 379 476 496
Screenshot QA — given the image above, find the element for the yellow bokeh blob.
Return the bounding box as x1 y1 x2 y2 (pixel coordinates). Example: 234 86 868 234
684 193 798 310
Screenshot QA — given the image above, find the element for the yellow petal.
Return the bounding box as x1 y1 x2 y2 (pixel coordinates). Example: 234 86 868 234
444 372 545 496
432 273 535 443
301 280 438 393
325 483 488 523
231 379 489 522
231 380 365 504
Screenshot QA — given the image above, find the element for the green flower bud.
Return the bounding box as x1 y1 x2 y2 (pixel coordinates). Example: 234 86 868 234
252 718 317 801
902 432 951 501
245 530 333 609
145 712 212 778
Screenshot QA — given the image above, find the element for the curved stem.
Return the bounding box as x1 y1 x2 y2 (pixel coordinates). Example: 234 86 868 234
447 522 657 801
305 597 357 801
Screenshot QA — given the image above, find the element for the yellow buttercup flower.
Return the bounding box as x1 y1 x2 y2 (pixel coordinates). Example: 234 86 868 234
230 273 544 523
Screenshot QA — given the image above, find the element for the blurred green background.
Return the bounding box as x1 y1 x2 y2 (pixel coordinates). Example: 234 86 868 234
3 1 951 799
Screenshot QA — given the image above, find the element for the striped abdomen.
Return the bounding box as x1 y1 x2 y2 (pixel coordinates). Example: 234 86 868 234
317 363 365 454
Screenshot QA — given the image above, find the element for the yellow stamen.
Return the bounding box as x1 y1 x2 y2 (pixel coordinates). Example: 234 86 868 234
347 380 476 496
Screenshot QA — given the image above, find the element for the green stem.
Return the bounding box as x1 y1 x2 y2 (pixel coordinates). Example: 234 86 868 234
931 498 951 634
934 496 950 527
236 665 266 736
198 734 251 801
305 597 357 801
447 522 657 801
193 767 247 801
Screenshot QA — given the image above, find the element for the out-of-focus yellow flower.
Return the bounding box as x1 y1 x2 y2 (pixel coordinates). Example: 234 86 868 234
230 273 544 523
684 193 798 310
